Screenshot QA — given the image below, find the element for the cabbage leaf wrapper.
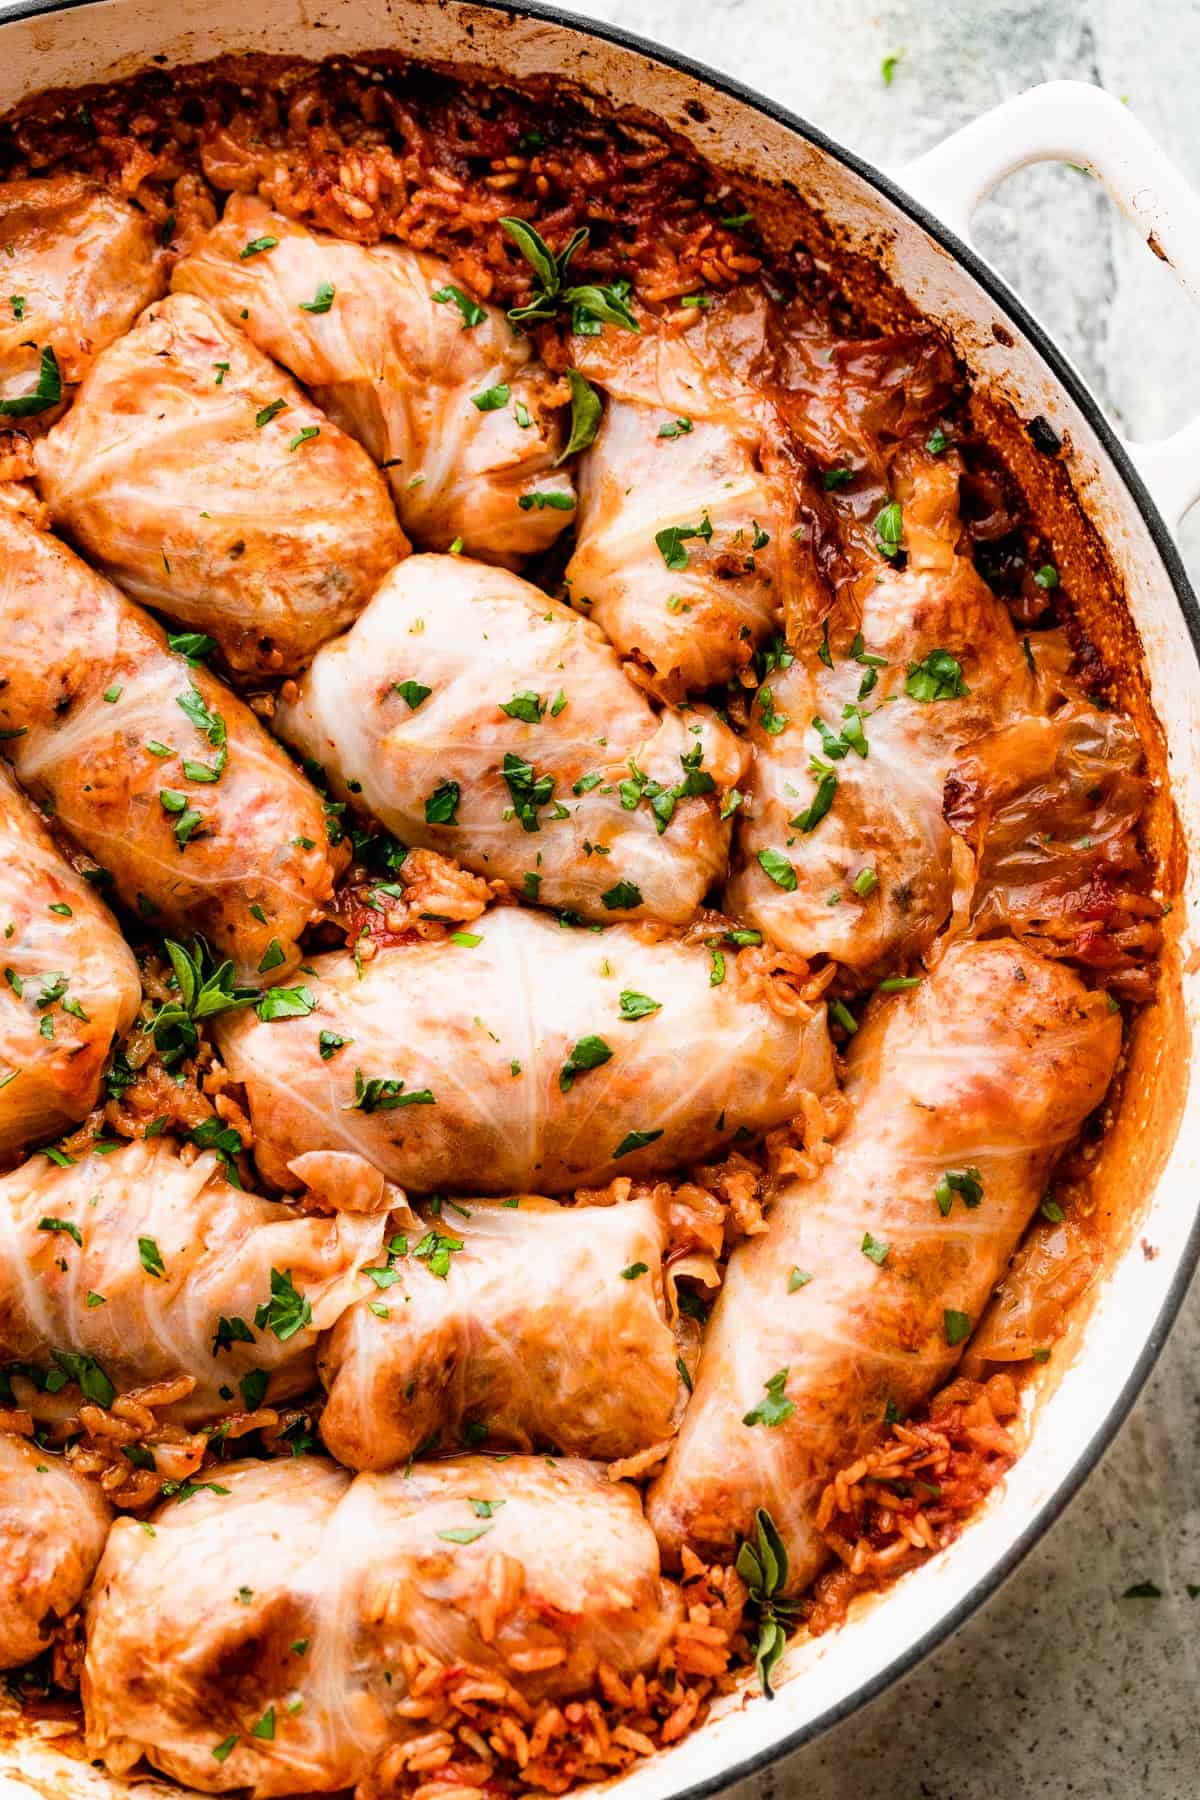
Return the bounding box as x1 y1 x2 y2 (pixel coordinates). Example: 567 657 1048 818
173 195 574 565
566 294 801 694
216 905 835 1194
0 1138 385 1427
84 1454 680 1797
726 448 1037 976
649 937 1121 1591
274 554 747 924
0 502 344 980
0 174 165 411
35 292 404 674
944 698 1153 993
0 762 140 1156
319 1190 681 1468
0 1432 110 1669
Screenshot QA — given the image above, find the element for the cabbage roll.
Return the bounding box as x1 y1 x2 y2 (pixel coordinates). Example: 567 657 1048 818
216 904 835 1194
173 195 574 564
319 1191 678 1469
726 477 1035 976
649 938 1121 1589
0 1434 110 1668
85 1454 679 1795
0 763 141 1156
565 299 797 693
944 698 1151 974
0 1138 385 1427
0 175 164 415
274 554 747 924
0 503 343 980
35 292 404 673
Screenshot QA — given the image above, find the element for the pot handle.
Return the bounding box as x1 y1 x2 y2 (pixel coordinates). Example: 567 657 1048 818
897 80 1200 529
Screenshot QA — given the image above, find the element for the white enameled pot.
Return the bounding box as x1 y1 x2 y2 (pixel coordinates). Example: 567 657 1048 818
0 5 1196 1798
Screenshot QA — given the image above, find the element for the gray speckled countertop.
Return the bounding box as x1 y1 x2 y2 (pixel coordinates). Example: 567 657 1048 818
561 3 1200 1794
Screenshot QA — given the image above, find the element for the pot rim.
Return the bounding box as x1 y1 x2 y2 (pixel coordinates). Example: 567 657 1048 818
2 0 1199 1791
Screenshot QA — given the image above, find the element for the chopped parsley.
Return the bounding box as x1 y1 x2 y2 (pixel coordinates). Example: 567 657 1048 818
936 1167 984 1217
601 880 644 911
559 1034 613 1092
166 630 217 663
299 281 335 314
656 514 712 572
256 985 316 1022
413 1229 463 1279
472 383 510 411
395 679 432 710
757 847 797 890
37 1216 82 1247
905 649 970 702
757 687 789 736
425 780 460 826
499 690 546 723
502 752 556 831
158 788 204 848
943 1308 972 1347
138 1236 166 1279
613 1127 664 1159
52 1349 114 1407
0 345 61 418
255 1268 312 1341
742 1369 795 1428
790 766 838 834
516 490 574 512
873 500 904 559
347 1069 436 1112
432 284 486 328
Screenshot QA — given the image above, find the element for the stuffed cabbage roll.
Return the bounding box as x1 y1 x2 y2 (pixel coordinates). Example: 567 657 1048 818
648 938 1121 1589
319 1191 678 1469
565 298 798 693
944 697 1153 985
727 456 1036 975
0 1434 111 1668
0 1138 385 1428
216 904 835 1195
35 292 404 673
0 763 141 1157
274 554 747 924
0 503 343 980
173 195 574 564
85 1454 680 1795
0 175 164 418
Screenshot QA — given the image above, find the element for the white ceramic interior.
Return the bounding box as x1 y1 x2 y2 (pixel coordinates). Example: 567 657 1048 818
0 3 1196 1796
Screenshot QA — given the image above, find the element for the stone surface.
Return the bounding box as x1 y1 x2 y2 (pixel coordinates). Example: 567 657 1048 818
561 4 1200 1795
